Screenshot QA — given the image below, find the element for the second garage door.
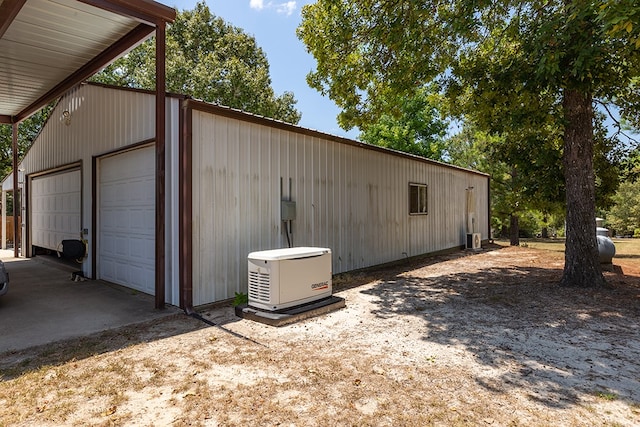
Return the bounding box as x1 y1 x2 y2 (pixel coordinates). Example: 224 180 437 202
31 168 82 251
99 146 155 295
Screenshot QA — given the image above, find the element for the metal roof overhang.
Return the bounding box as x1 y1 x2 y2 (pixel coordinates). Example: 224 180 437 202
0 0 176 309
0 0 175 123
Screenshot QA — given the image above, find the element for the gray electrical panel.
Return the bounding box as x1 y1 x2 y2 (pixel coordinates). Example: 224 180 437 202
281 200 296 221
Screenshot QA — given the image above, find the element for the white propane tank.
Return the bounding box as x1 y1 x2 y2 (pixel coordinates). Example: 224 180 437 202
596 227 616 264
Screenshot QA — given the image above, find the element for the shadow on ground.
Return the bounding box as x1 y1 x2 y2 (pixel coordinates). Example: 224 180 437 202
360 247 640 410
0 314 207 381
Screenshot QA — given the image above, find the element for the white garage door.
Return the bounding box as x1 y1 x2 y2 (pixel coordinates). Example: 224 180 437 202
99 146 155 295
31 169 81 251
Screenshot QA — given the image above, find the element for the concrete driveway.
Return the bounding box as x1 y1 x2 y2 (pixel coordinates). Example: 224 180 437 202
0 251 181 353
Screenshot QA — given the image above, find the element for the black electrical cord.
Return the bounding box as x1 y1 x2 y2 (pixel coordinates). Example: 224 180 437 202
186 311 266 347
284 221 292 248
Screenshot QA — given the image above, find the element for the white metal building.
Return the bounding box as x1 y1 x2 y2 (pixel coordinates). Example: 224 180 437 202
2 83 182 306
3 83 490 310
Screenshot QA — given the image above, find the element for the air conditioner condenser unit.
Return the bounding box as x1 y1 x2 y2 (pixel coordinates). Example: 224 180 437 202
248 247 332 311
466 233 482 250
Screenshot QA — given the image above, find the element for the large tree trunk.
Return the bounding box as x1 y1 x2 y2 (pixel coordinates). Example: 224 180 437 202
510 214 519 246
560 89 606 288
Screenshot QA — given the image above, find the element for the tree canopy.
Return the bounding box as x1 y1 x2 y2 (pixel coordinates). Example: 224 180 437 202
606 180 640 237
1 2 301 183
299 0 640 288
0 106 53 180
358 88 448 159
93 1 301 124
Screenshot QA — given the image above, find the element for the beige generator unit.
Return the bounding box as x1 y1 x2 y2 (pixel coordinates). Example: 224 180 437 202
248 247 332 311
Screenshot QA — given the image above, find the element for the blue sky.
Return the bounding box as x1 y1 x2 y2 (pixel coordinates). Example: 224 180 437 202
168 0 358 139
165 1 638 146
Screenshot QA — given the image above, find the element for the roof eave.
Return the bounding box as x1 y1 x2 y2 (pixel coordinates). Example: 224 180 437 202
77 0 176 25
0 0 27 39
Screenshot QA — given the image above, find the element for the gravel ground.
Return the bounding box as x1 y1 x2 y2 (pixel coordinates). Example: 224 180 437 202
1 243 639 426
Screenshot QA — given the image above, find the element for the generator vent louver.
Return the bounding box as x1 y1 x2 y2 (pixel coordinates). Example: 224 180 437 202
248 270 270 303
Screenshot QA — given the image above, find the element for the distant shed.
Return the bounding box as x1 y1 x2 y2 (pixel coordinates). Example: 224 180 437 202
3 83 490 310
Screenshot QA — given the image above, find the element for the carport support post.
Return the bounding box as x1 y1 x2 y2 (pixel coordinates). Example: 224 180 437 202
12 122 19 258
155 21 166 309
1 190 6 249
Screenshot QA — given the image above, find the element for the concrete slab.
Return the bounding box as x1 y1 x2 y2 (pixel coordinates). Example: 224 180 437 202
235 296 346 327
0 251 180 353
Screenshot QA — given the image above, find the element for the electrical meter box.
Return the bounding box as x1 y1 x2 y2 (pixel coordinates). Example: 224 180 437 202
281 200 296 221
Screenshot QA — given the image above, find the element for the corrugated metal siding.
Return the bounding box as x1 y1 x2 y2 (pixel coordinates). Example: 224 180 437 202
20 84 156 174
15 84 181 305
191 111 490 306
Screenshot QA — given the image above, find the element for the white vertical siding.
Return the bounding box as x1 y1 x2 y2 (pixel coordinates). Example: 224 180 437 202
14 84 180 305
21 85 157 175
31 169 82 250
191 111 490 306
3 84 493 310
20 84 155 279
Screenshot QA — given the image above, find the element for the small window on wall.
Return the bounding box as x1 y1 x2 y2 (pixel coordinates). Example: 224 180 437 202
409 183 428 215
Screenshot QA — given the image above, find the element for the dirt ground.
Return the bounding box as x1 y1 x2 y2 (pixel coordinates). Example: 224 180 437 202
1 243 639 426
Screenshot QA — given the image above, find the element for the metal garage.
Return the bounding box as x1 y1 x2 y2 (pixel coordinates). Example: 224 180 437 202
30 167 82 252
5 83 490 312
2 1 491 314
1 0 176 309
1 83 182 306
183 100 491 308
98 145 156 295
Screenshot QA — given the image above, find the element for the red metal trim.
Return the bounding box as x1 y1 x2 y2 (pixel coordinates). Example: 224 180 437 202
26 161 83 179
0 0 26 39
25 162 83 259
94 141 155 281
155 22 166 309
179 101 193 311
97 138 155 159
86 81 186 100
184 99 490 179
16 24 155 122
77 0 176 25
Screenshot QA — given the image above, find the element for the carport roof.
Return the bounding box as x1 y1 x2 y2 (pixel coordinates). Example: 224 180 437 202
0 0 176 124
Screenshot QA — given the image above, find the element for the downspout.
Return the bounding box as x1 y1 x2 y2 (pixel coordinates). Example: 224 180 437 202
176 109 264 345
175 100 264 348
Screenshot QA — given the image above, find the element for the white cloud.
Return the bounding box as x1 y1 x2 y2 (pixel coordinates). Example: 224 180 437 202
250 0 265 10
276 1 297 16
250 1 297 16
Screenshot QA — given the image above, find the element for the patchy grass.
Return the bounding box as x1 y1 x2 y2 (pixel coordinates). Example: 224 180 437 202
610 237 640 257
1 245 640 426
495 236 640 257
594 390 619 401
